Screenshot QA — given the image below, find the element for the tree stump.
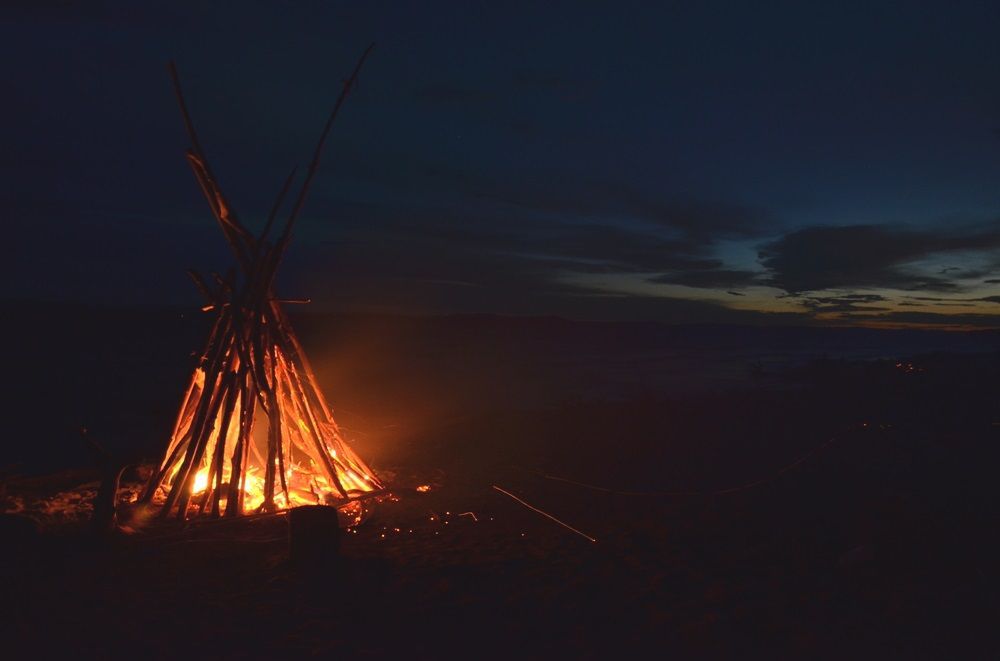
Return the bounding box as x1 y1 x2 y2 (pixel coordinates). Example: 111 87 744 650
288 505 341 570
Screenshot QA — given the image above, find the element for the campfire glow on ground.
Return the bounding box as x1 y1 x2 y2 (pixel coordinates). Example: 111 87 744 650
148 357 381 516
137 51 382 518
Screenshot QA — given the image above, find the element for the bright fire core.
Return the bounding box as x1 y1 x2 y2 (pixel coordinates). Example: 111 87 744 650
151 342 380 516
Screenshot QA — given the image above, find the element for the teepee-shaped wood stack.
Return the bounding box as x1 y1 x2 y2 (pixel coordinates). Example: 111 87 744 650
141 48 383 519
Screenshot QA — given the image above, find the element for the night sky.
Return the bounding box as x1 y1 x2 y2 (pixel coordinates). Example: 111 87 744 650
5 2 1000 328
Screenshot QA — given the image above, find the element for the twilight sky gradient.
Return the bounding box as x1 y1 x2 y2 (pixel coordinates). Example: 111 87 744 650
4 1 1000 327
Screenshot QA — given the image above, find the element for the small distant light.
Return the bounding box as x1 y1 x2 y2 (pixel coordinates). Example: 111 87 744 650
415 484 431 493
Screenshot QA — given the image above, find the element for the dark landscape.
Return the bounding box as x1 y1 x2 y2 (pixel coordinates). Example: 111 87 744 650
4 304 999 656
4 2 1000 658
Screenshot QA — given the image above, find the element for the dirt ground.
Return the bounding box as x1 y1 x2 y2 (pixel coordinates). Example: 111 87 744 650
3 308 999 657
4 352 999 658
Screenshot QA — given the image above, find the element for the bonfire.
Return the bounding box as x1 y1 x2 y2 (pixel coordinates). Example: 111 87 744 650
140 48 383 519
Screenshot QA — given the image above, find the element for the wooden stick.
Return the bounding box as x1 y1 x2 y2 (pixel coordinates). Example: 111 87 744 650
492 485 597 543
277 341 349 498
155 308 234 511
168 59 254 263
186 269 218 305
151 311 222 485
141 427 192 504
162 325 237 516
277 44 374 248
262 356 280 513
259 167 298 246
183 152 251 265
269 344 290 505
173 359 238 518
225 371 252 516
207 368 242 516
237 389 254 516
140 360 205 503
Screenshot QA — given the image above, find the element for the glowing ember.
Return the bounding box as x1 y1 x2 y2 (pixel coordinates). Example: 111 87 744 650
191 469 209 494
415 484 431 493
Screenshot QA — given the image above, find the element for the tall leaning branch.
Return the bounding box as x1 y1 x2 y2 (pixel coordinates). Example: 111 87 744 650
168 61 254 270
271 43 375 266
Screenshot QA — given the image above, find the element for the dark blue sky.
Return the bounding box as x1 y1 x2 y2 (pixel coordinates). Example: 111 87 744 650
4 1 1000 327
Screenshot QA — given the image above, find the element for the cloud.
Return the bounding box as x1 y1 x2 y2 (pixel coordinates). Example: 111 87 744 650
319 141 772 245
486 181 770 242
289 194 784 321
759 224 1000 294
840 310 1000 328
902 294 1000 305
297 212 795 323
648 268 760 289
799 293 890 314
315 150 773 292
527 224 720 273
311 200 729 281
